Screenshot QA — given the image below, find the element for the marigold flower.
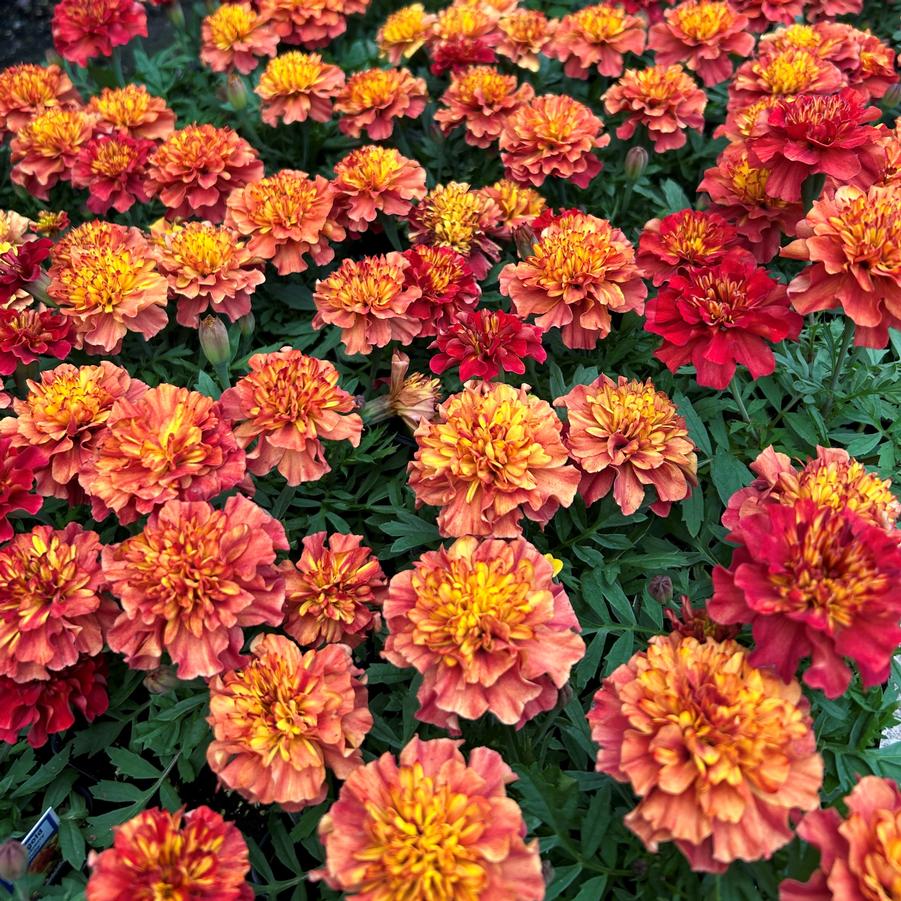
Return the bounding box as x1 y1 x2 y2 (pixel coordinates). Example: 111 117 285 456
334 67 427 141
255 51 344 126
207 634 372 811
0 210 34 251
479 178 546 239
47 221 168 355
732 0 803 30
79 383 246 525
153 220 264 327
588 633 823 872
710 499 901 697
758 21 857 62
430 309 547 382
52 0 147 67
548 4 646 79
782 184 901 348
0 64 79 137
200 2 279 75
331 145 427 234
220 347 362 485
362 349 441 432
225 169 341 275
847 31 898 101
396 246 477 338
646 256 803 390
104 495 286 680
146 123 263 222
0 654 108 749
32 210 69 237
259 0 366 49
86 807 253 901
0 237 53 305
376 3 434 65
500 211 646 350
408 380 579 538
0 438 45 543
430 5 499 76
730 47 845 111
316 737 544 900
86 83 175 140
282 531 386 648
496 9 550 71
500 94 609 189
0 523 115 683
312 252 421 355
803 0 862 19
649 0 754 86
69 133 153 214
557 375 698 515
0 306 73 375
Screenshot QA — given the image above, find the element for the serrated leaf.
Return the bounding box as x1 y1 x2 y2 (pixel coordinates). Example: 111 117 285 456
107 748 163 780
710 451 752 507
58 819 86 869
90 781 148 804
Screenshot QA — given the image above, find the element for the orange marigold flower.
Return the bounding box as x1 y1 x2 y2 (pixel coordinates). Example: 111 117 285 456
79 383 246 525
9 106 95 202
0 523 116 683
434 65 534 149
52 0 147 67
224 168 341 275
499 94 609 189
315 737 544 900
282 531 386 648
104 495 286 680
547 3 647 79
86 83 176 140
649 0 755 87
376 3 435 65
557 375 698 516
70 133 154 214
401 244 480 336
255 51 344 126
331 144 427 234
731 0 802 32
200 2 279 75
335 67 427 141
384 537 584 731
479 178 546 238
86 806 253 901
219 347 363 485
312 252 422 355
259 0 366 49
146 123 263 222
0 64 80 137
207 634 372 811
496 9 551 72
408 381 579 538
47 221 168 355
758 21 857 62
0 361 145 502
499 211 646 350
589 633 823 872
152 220 265 327
848 30 898 101
730 47 845 112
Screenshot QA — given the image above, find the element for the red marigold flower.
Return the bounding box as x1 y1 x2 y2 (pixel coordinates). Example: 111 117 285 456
588 633 823 872
146 123 263 223
376 3 435 65
335 68 427 141
499 211 646 350
282 531 386 648
316 737 544 899
730 47 845 112
649 0 754 86
86 83 176 140
70 133 154 214
255 51 344 126
0 306 74 375
331 144 427 235
0 64 80 137
0 523 115 683
86 807 253 901
710 499 901 697
478 178 546 239
408 381 579 538
220 347 362 485
312 252 421 355
79 383 246 525
152 220 265 327
429 5 500 76
104 495 286 680
384 537 584 731
499 94 609 189
225 168 342 275
547 3 646 79
782 184 901 348
430 308 546 381
207 634 372 811
0 654 108 749
434 65 534 149
0 237 53 304
496 8 550 71
645 255 803 390
0 437 45 543
52 0 147 67
200 2 279 75
557 375 698 515
401 245 480 337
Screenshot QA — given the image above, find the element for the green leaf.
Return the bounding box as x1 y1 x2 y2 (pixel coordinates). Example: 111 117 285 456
58 819 86 869
682 487 703 538
573 876 608 901
661 179 691 212
90 781 148 804
546 864 583 899
674 392 712 457
107 748 163 780
710 451 752 507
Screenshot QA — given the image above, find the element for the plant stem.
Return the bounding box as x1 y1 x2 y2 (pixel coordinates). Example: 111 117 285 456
828 317 855 404
111 47 126 87
728 379 762 445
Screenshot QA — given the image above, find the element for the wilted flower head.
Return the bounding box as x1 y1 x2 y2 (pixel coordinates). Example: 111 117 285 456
207 634 372 811
255 51 345 126
0 64 79 137
0 437 45 543
335 67 428 141
70 133 154 214
496 8 550 71
0 306 73 375
200 2 279 75
52 0 147 67
362 349 441 432
86 83 175 140
480 178 546 238
376 3 434 65
401 245 480 336
589 633 823 872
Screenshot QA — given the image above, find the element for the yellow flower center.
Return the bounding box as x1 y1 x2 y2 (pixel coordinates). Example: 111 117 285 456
93 85 152 127
163 223 240 276
90 138 140 177
662 216 725 260
244 173 322 230
344 69 405 109
673 1 734 40
756 49 822 95
417 184 487 255
1 64 60 107
454 66 517 106
25 107 88 156
573 4 628 41
380 4 429 45
27 370 110 432
156 126 235 170
260 51 330 94
500 9 546 43
57 248 152 314
207 3 257 49
728 154 773 204
831 192 901 274
319 258 406 314
634 65 693 102
864 809 901 899
337 146 405 191
436 6 490 39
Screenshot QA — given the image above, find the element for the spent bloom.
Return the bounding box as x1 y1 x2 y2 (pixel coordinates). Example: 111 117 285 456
361 350 440 432
0 64 80 137
86 83 175 140
70 134 154 215
52 0 147 67
207 634 372 811
0 306 74 376
334 67 427 141
384 537 585 731
255 51 345 126
0 438 45 543
200 2 279 75
402 245 481 337
376 3 435 65
104 495 287 680
496 8 551 71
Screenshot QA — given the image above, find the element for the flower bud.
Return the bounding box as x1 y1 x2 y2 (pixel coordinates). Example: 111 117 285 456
199 315 231 367
647 575 673 604
883 82 901 108
0 840 27 883
512 223 537 259
143 665 179 695
236 311 255 339
226 74 249 111
624 146 648 180
167 0 186 30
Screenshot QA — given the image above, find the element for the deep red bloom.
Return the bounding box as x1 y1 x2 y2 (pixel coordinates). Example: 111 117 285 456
52 0 148 67
0 306 74 375
0 238 52 304
0 437 45 543
430 309 546 381
645 254 803 389
430 37 497 76
70 134 154 215
402 245 481 337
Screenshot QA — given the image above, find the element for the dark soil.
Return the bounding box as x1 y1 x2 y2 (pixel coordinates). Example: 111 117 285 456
1 0 56 69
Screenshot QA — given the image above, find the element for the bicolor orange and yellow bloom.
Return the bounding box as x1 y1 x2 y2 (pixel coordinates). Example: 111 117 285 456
255 51 345 126
496 8 550 71
70 134 154 215
334 67 427 141
730 47 845 111
86 83 175 140
0 63 80 137
259 0 366 49
429 5 499 75
200 2 279 75
376 3 434 64
480 178 546 238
